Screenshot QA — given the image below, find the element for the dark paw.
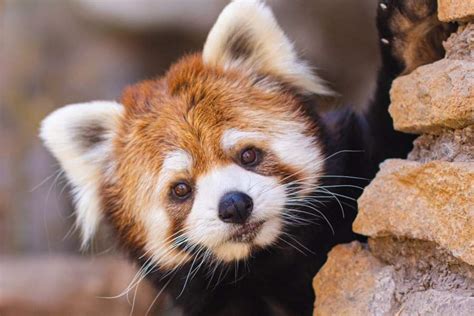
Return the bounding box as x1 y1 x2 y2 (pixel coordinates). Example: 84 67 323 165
377 0 456 75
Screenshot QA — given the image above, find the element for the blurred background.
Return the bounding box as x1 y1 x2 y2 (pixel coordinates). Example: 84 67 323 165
0 0 379 314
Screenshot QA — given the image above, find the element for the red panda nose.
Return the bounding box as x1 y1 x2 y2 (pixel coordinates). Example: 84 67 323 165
218 191 253 224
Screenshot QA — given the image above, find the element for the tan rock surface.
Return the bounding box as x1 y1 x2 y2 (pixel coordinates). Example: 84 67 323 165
313 242 396 316
369 237 474 287
354 159 474 265
438 0 474 22
408 125 474 162
444 24 474 61
389 59 474 134
313 240 474 316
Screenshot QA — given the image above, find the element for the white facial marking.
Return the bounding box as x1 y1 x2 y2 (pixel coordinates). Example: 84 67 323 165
221 128 267 150
223 126 324 189
142 149 193 268
153 149 193 195
144 205 191 269
163 149 193 172
185 164 286 262
271 125 324 187
214 243 251 262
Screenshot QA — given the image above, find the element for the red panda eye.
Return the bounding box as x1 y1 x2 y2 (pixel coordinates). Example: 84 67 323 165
172 182 192 199
240 147 259 166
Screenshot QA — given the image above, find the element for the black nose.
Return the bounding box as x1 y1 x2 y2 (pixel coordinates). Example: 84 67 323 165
218 191 253 224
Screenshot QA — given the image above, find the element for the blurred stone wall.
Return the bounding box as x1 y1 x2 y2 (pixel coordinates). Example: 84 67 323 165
0 256 165 316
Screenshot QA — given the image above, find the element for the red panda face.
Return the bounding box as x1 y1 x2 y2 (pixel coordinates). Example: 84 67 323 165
40 0 332 269
105 55 326 266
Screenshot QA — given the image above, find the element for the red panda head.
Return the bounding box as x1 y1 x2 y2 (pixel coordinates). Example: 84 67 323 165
40 0 332 269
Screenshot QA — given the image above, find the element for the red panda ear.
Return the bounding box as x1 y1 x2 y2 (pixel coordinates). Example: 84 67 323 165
39 101 123 247
203 0 332 96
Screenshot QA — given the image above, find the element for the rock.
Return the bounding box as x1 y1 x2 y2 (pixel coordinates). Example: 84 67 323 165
389 59 474 134
313 239 474 316
444 24 474 61
369 237 474 315
368 237 474 286
408 125 474 162
0 256 165 316
354 159 474 265
438 0 474 22
313 241 397 316
399 290 474 316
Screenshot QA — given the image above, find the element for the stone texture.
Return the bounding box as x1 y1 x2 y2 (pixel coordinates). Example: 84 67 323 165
438 0 474 22
408 125 474 162
389 59 474 134
313 240 474 316
0 256 165 316
369 238 474 292
389 24 474 134
354 159 474 265
444 24 474 61
313 241 397 316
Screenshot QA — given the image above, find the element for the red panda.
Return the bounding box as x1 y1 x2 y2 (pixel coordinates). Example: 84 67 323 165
40 0 453 314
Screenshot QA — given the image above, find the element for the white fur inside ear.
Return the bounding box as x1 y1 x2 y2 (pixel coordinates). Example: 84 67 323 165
40 101 123 247
203 0 332 95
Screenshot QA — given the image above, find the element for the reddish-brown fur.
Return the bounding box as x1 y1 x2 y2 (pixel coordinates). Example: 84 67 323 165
100 54 319 257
